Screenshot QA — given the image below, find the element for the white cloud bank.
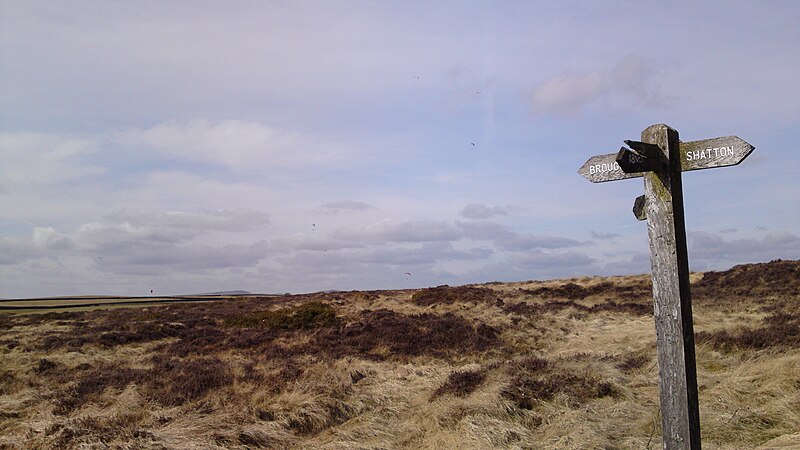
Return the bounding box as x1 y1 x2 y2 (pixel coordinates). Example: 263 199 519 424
120 120 352 171
530 55 666 115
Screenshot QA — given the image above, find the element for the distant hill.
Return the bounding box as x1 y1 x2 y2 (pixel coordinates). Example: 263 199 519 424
194 290 252 296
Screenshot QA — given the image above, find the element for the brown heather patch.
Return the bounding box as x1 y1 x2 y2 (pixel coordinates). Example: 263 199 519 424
0 339 19 350
696 310 800 351
146 355 234 407
504 297 651 317
311 309 502 360
0 314 17 331
411 285 504 307
33 296 291 352
430 369 486 400
31 300 502 364
161 307 503 361
694 259 800 300
0 370 19 395
32 358 59 375
502 356 619 410
53 356 233 414
54 363 148 415
519 280 651 301
46 412 150 448
616 352 651 373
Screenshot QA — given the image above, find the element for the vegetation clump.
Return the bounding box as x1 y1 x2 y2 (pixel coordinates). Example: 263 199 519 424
313 309 502 360
430 369 486 400
616 352 651 373
53 356 233 414
224 301 338 330
697 311 800 351
520 281 651 301
695 259 800 299
504 298 651 317
502 356 618 410
412 285 504 307
32 358 59 375
0 370 18 395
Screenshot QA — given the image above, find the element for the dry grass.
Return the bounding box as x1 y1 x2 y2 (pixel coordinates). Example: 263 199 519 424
0 259 798 449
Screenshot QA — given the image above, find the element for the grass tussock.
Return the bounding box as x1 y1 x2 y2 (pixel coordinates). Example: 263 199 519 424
1 259 798 449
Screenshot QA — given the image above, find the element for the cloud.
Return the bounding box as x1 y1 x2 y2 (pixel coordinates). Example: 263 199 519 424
529 55 664 115
459 203 509 219
105 209 270 233
591 231 621 239
120 120 351 171
280 242 490 270
320 201 375 213
99 241 271 274
333 220 460 243
496 233 586 251
508 250 595 273
0 237 37 265
0 209 272 274
456 220 585 250
70 209 269 252
32 227 73 250
457 220 514 241
0 132 103 187
270 234 362 253
688 230 800 270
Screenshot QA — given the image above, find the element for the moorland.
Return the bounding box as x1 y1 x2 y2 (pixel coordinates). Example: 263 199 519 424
0 260 798 449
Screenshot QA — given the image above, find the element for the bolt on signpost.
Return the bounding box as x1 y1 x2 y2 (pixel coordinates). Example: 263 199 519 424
578 124 754 450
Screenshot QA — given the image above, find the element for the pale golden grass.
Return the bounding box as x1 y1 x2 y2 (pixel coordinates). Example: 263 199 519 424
1 263 798 448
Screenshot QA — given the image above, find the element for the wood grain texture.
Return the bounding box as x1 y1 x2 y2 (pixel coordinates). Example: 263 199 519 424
633 195 647 221
579 135 753 183
680 136 754 171
642 124 701 450
577 153 644 182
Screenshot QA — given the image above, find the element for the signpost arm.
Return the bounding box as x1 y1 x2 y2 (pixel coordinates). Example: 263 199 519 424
642 124 701 449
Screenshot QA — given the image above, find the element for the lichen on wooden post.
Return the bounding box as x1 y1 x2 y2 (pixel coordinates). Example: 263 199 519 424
641 123 701 450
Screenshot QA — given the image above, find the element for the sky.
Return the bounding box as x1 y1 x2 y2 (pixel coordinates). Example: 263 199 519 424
1 1 799 298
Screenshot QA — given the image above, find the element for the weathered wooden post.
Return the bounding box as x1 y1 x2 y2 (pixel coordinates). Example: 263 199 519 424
578 124 754 449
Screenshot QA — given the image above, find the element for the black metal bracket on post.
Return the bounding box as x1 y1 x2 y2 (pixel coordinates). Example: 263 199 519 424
616 140 667 174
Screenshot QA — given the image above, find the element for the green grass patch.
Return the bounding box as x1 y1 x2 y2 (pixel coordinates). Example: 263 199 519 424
223 301 338 330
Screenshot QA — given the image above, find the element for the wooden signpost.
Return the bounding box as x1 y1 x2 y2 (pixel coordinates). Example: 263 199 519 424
578 124 754 450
